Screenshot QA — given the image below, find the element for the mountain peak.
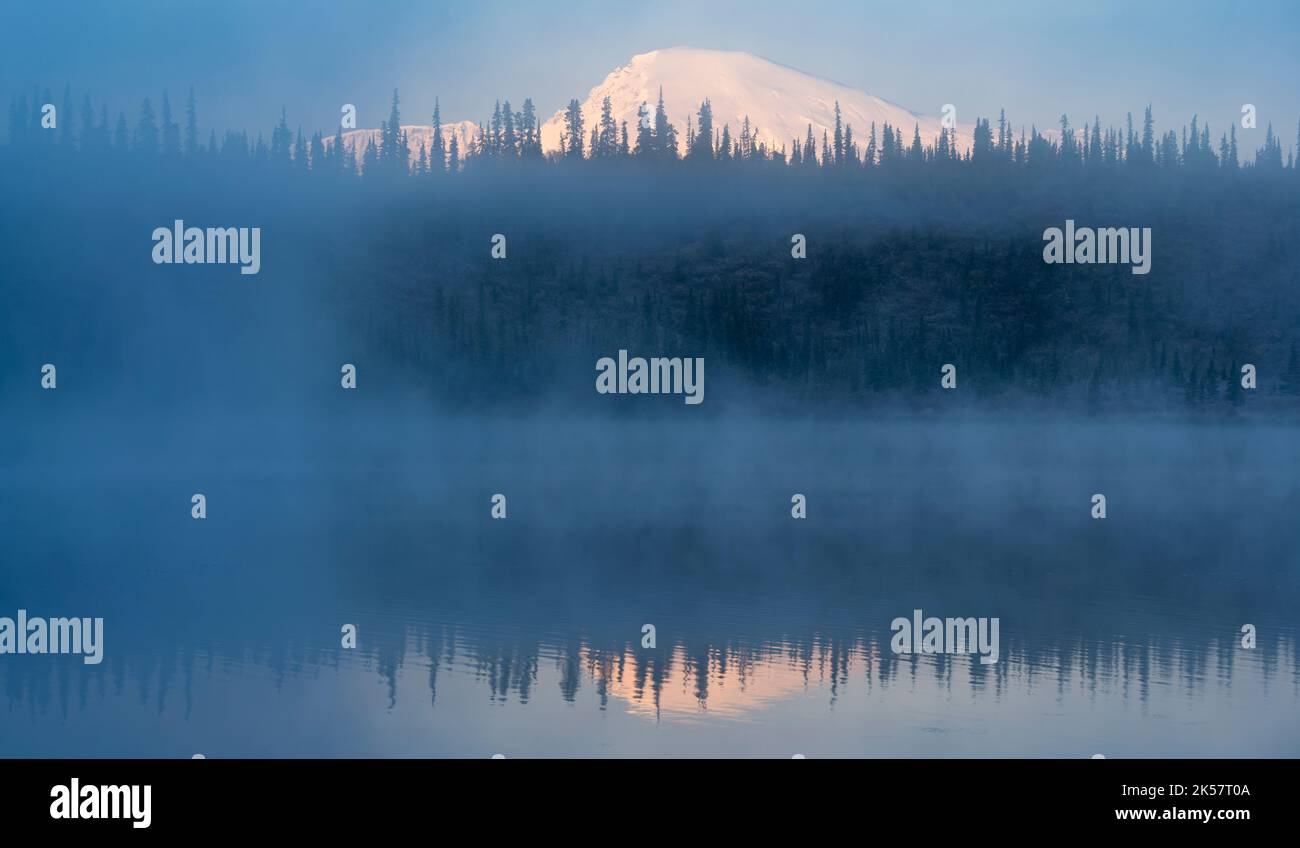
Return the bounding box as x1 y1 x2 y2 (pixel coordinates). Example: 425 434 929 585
540 48 967 157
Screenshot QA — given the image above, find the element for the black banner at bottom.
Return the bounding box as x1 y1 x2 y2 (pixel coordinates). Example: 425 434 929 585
0 758 1285 833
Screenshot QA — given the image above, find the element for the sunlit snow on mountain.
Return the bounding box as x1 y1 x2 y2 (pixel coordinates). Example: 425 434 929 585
328 47 970 166
539 47 972 157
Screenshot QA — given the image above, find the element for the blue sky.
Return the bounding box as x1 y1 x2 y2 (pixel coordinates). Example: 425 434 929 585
3 0 1298 145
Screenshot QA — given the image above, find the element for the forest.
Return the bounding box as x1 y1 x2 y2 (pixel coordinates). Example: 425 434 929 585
4 86 1300 415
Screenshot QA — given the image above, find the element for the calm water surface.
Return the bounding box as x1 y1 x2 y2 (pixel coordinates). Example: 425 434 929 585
2 408 1297 757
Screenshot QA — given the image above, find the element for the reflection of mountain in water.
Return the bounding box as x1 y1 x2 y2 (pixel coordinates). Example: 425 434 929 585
2 620 1297 745
2 413 1297 755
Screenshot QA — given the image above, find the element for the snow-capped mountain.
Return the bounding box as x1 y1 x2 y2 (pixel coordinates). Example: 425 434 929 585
324 48 970 168
322 121 478 166
539 47 971 158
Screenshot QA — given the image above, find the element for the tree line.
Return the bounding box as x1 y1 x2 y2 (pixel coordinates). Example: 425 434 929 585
7 84 1300 177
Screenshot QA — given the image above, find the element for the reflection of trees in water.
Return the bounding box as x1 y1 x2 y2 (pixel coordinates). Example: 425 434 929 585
3 422 1296 729
4 621 1293 725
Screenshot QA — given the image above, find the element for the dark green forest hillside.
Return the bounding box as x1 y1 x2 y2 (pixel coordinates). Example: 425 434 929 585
4 88 1300 414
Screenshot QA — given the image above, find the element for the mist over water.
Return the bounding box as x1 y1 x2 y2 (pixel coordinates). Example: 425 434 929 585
2 402 1297 756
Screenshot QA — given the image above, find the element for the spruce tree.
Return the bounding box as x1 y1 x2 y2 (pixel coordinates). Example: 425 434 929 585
972 117 993 161
310 131 325 171
563 99 584 159
489 101 502 157
133 98 158 156
1254 123 1282 169
431 98 445 173
833 101 843 166
339 134 355 174
653 88 677 160
634 101 653 158
1141 104 1155 164
520 98 540 159
184 85 198 157
381 90 402 168
597 95 616 158
691 99 714 160
79 94 95 152
160 91 180 157
362 136 377 175
502 100 516 157
271 107 292 164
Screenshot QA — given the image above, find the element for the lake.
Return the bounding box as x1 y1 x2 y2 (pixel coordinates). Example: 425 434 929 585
2 406 1297 757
